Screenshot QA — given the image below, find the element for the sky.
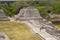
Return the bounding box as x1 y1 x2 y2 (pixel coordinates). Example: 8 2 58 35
0 0 18 1
0 0 53 1
0 0 40 1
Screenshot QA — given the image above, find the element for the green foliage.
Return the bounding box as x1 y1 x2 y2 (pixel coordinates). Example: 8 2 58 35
36 6 48 15
1 1 29 17
35 1 60 15
51 2 60 14
0 1 60 17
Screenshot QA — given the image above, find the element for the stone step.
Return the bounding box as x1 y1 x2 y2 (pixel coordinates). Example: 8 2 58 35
0 19 10 21
0 17 10 21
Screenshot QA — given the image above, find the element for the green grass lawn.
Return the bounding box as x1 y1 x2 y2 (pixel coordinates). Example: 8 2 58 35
55 25 60 30
52 21 60 30
0 21 42 40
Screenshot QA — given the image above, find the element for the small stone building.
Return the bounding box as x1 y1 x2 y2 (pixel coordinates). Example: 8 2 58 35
48 14 60 21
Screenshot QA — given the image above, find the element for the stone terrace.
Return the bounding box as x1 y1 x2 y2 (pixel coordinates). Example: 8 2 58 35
0 9 10 21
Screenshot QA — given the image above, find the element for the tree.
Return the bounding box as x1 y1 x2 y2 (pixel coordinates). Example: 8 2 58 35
51 2 60 14
1 1 29 17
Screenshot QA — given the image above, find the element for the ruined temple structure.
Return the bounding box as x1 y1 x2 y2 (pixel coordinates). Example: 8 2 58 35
14 7 41 21
14 7 54 28
14 7 60 40
0 9 10 21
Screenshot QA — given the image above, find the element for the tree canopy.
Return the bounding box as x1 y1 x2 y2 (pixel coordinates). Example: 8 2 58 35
0 1 60 17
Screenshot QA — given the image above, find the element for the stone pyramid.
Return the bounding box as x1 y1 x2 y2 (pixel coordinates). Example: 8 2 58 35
14 7 42 21
0 9 10 21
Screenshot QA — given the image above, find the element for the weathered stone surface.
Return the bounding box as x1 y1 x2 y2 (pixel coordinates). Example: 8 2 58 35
0 32 9 40
48 14 60 21
14 7 60 40
0 9 10 21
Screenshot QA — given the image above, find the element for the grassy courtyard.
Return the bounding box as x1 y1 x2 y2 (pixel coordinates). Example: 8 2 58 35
0 21 42 40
